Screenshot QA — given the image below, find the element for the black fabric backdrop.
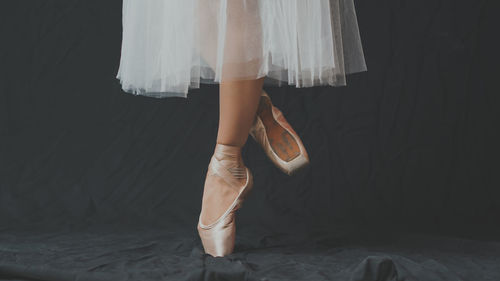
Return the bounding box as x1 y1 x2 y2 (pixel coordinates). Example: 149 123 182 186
1 0 499 280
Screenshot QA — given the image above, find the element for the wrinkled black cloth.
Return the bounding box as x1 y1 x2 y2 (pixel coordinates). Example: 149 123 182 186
1 0 499 280
0 223 499 281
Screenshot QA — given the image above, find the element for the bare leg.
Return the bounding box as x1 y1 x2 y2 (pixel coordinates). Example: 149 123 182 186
215 0 264 147
199 78 264 225
217 78 264 147
199 0 264 225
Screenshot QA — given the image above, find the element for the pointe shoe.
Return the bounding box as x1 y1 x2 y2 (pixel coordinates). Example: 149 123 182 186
249 90 310 176
197 143 254 257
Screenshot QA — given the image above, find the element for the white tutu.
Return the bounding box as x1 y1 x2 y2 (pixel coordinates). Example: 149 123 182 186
116 0 367 98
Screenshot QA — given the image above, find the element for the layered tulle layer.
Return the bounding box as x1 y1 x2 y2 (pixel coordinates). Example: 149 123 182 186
116 0 367 98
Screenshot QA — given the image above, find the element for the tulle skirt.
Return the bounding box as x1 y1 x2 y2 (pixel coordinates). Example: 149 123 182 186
116 0 368 98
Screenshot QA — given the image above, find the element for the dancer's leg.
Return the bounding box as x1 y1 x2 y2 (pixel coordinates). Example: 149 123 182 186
199 0 264 225
217 78 264 147
216 0 263 147
199 78 263 225
199 0 264 224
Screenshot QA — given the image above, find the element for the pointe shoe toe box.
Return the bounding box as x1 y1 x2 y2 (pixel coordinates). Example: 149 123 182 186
197 213 236 257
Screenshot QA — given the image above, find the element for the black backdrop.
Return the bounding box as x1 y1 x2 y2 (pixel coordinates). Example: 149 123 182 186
1 1 499 280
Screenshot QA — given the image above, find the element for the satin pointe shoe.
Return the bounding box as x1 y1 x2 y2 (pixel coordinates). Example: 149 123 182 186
197 143 254 257
249 90 310 176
